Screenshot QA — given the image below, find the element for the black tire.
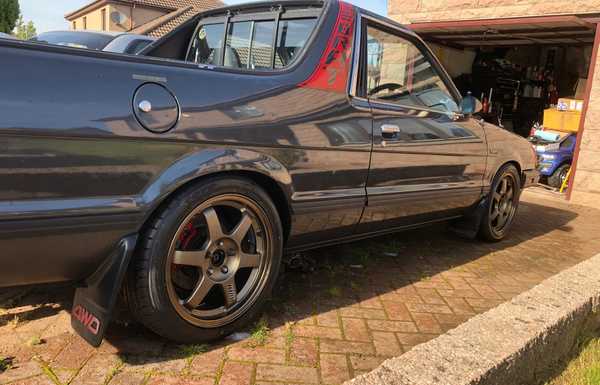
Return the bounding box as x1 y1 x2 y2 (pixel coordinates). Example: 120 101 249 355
478 164 522 242
125 176 283 343
548 164 571 189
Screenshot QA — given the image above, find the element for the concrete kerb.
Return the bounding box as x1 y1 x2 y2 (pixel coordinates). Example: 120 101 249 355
346 253 600 385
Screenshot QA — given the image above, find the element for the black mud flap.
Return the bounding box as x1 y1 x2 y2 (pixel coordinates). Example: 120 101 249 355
71 234 138 347
451 198 487 239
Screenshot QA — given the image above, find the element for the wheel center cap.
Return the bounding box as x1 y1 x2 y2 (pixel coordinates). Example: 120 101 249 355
211 249 226 267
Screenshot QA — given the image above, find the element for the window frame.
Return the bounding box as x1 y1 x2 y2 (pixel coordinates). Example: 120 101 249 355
185 7 323 73
353 15 463 116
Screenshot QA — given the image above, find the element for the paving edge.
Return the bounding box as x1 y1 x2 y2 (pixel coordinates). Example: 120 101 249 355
345 253 600 385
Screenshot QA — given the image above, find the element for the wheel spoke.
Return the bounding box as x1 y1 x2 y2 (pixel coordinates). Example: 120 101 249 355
203 208 225 240
500 178 508 195
497 212 509 228
173 249 208 267
184 276 214 308
493 192 502 203
230 212 253 243
239 252 261 269
506 186 514 200
491 208 500 221
221 279 237 308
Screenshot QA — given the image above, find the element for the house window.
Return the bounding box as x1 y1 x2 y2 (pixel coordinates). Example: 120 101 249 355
83 17 87 30
101 9 106 31
72 21 77 30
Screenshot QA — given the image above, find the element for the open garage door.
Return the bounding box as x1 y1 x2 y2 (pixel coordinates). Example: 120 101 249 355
408 16 598 197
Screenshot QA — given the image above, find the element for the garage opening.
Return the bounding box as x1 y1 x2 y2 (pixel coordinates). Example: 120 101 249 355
409 16 597 192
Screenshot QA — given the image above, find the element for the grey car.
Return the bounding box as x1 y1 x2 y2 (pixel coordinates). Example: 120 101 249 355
32 30 155 54
0 32 16 39
0 0 539 347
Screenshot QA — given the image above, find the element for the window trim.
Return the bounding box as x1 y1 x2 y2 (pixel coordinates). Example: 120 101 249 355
352 14 463 115
185 6 325 74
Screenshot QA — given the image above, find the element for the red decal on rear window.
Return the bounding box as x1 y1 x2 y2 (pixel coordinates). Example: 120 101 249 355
73 305 101 336
300 1 355 93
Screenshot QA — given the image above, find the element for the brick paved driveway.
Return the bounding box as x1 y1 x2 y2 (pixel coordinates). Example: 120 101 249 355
2 191 600 385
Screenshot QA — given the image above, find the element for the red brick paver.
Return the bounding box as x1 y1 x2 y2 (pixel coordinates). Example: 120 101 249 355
1 193 600 385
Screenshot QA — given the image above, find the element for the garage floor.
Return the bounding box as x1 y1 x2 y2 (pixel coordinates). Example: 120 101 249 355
2 191 600 385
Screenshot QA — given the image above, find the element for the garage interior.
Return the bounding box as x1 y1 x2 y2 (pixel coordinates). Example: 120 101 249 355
410 16 597 191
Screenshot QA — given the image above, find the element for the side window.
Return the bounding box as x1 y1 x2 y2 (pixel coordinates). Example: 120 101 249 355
275 18 317 68
561 135 576 149
187 23 225 65
187 16 316 70
366 25 459 114
250 21 276 70
225 21 253 69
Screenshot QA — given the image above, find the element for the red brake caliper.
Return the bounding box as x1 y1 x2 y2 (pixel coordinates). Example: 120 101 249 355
179 222 199 250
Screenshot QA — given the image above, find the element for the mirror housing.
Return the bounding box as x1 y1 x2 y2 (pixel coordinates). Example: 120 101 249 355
460 94 483 115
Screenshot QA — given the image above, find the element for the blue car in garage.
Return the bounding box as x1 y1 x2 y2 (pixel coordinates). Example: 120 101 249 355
533 132 577 188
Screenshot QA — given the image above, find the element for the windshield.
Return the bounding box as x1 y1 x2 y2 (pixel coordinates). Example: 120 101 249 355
32 31 115 50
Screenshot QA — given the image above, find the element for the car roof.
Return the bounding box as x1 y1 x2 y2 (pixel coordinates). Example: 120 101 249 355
195 0 418 38
37 30 153 39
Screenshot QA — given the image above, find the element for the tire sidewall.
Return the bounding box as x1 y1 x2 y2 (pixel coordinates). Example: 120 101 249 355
139 177 283 342
548 164 570 189
480 165 522 242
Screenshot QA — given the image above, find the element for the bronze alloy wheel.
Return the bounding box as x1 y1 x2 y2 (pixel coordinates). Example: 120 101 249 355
165 194 273 328
490 173 518 235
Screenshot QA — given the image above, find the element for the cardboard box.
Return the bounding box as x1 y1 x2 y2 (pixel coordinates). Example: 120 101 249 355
543 109 582 133
558 98 584 112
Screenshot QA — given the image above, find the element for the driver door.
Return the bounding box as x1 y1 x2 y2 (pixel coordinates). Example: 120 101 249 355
358 20 487 233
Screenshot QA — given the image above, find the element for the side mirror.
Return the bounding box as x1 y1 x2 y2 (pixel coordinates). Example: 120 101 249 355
460 95 483 115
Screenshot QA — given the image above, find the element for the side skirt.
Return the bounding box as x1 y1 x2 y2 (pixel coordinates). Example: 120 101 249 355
71 234 138 347
284 215 463 254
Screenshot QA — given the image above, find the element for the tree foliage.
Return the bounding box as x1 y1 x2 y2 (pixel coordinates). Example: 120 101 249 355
15 14 35 39
0 0 19 34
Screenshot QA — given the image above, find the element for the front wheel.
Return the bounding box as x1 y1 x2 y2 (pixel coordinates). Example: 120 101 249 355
479 164 522 242
125 176 283 343
548 164 571 189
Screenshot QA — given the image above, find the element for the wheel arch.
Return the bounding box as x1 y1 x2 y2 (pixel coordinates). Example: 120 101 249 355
138 148 294 242
489 160 522 188
164 170 293 241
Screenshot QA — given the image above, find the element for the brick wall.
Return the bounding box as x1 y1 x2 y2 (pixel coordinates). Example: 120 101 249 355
571 51 600 207
389 0 600 23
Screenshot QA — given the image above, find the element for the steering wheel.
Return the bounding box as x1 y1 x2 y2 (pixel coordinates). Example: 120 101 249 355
368 82 404 96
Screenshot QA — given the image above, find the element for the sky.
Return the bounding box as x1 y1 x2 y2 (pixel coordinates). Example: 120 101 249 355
19 0 387 33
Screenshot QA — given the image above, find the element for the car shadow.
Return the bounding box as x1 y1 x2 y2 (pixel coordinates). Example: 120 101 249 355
95 200 591 368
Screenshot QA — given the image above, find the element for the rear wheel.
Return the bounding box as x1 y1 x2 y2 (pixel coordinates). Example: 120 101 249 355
548 164 570 189
479 164 521 242
126 177 283 342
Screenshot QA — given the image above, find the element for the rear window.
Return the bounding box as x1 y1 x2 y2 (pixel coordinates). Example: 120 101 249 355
33 31 114 50
275 19 317 68
187 14 317 71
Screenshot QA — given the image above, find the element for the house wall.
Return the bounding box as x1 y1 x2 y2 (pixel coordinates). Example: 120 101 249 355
70 3 165 32
389 0 600 208
109 4 165 32
70 7 108 31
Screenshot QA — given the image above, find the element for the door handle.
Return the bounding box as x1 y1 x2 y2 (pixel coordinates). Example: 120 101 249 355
381 124 400 139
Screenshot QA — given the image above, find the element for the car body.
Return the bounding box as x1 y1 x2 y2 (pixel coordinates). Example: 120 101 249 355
0 32 16 39
31 30 155 54
532 131 576 188
0 0 538 346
